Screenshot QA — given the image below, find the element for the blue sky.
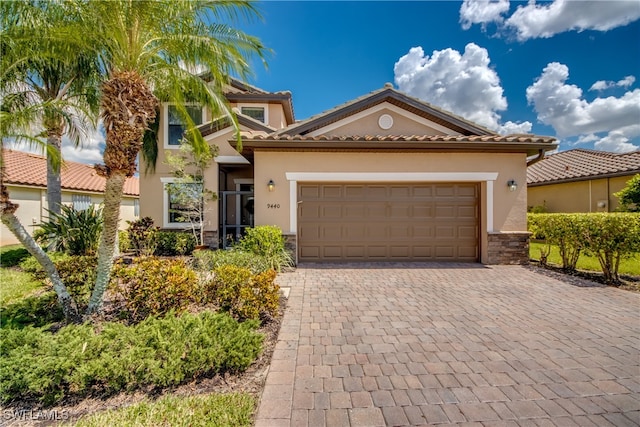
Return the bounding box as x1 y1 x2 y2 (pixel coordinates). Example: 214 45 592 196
239 0 640 154
11 0 640 164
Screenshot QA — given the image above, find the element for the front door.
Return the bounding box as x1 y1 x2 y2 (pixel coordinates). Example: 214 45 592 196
221 183 254 248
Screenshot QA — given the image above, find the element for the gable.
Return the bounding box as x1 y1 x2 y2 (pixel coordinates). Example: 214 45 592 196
278 84 495 137
307 102 461 137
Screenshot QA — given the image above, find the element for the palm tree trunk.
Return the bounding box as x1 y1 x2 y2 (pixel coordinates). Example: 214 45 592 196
1 209 79 321
46 135 62 216
85 171 125 315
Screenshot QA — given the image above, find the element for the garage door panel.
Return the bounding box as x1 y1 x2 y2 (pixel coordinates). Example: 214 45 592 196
321 185 343 198
298 183 478 262
458 206 478 219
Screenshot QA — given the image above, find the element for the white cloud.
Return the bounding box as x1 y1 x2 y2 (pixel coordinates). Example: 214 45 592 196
589 75 636 91
595 131 640 152
459 0 510 30
526 62 640 153
61 124 104 165
460 0 640 41
394 43 531 134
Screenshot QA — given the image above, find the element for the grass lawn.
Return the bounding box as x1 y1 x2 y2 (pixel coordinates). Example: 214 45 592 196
69 393 255 427
1 245 45 305
530 242 640 276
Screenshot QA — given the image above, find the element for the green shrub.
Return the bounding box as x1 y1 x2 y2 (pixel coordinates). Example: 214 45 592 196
54 256 97 309
118 230 131 253
155 231 196 256
580 213 640 283
20 252 70 279
528 212 640 283
193 249 271 274
0 292 63 329
0 312 263 405
126 217 158 256
207 265 279 321
0 246 30 267
236 226 293 271
35 204 103 256
111 257 199 321
528 213 584 270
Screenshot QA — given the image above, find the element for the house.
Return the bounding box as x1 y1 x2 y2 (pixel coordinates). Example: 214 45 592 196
139 80 557 264
0 149 139 246
527 149 640 213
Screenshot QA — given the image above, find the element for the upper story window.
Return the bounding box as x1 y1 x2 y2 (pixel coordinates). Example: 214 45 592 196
240 104 268 124
166 105 203 147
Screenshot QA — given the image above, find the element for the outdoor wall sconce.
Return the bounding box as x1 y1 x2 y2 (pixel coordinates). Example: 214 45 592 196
507 180 518 192
268 179 275 192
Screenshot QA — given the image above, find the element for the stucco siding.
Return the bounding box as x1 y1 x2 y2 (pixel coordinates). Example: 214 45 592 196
254 151 527 263
527 175 633 213
1 186 138 246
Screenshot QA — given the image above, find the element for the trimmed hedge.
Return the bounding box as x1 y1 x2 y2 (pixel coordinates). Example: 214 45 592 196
528 213 640 283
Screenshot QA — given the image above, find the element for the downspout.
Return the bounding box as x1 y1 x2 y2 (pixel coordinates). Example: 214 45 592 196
526 149 545 166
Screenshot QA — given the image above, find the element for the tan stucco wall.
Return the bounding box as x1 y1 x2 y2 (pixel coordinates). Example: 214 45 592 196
1 186 138 247
254 151 528 263
527 175 632 213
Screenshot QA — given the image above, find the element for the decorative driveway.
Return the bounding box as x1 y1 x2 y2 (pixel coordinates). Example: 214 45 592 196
255 264 640 427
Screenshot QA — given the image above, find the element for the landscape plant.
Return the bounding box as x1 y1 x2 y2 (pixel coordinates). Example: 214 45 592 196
615 174 640 212
193 248 272 274
35 204 103 256
528 213 583 271
0 311 264 405
1 0 266 320
207 265 280 321
111 257 200 321
528 212 640 284
165 143 218 248
236 225 294 271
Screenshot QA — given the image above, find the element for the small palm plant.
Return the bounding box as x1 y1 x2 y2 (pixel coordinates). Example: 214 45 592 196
35 204 103 256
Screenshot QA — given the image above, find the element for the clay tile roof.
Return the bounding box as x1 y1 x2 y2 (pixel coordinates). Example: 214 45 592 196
243 133 556 144
527 149 640 185
2 149 139 196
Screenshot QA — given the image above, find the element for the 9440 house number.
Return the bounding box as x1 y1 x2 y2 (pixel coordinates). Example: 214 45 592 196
267 203 280 209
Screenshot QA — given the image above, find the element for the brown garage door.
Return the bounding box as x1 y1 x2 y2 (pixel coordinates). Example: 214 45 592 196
298 183 478 262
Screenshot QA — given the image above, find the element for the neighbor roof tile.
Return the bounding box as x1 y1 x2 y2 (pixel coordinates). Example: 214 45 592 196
2 149 139 196
527 149 640 185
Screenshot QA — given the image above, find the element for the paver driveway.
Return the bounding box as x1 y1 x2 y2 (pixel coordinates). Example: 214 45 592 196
255 264 640 427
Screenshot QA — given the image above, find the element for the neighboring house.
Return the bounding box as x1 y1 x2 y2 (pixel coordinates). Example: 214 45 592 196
527 149 640 213
140 80 556 264
1 149 139 246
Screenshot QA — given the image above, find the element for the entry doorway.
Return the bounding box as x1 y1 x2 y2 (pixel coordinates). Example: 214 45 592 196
221 180 254 248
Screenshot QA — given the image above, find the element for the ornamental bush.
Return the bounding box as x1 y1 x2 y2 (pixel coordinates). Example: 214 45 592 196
206 265 280 321
0 312 263 405
528 213 640 283
236 225 293 271
111 257 199 321
528 213 584 271
580 213 640 283
192 248 272 274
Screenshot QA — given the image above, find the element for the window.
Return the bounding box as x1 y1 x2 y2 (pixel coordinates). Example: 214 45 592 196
134 199 140 217
240 105 267 123
167 105 203 146
162 178 204 227
72 194 91 211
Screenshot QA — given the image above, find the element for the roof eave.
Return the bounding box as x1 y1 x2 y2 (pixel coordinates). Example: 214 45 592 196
236 139 558 157
527 169 640 186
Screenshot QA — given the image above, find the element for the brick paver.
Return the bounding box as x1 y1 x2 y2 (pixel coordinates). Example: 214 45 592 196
255 264 640 426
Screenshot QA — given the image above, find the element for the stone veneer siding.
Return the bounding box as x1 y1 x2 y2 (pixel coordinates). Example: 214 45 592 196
283 233 297 264
486 232 531 265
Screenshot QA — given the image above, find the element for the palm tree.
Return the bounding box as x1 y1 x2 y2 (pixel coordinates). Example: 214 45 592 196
3 1 100 217
81 0 266 314
0 20 80 321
